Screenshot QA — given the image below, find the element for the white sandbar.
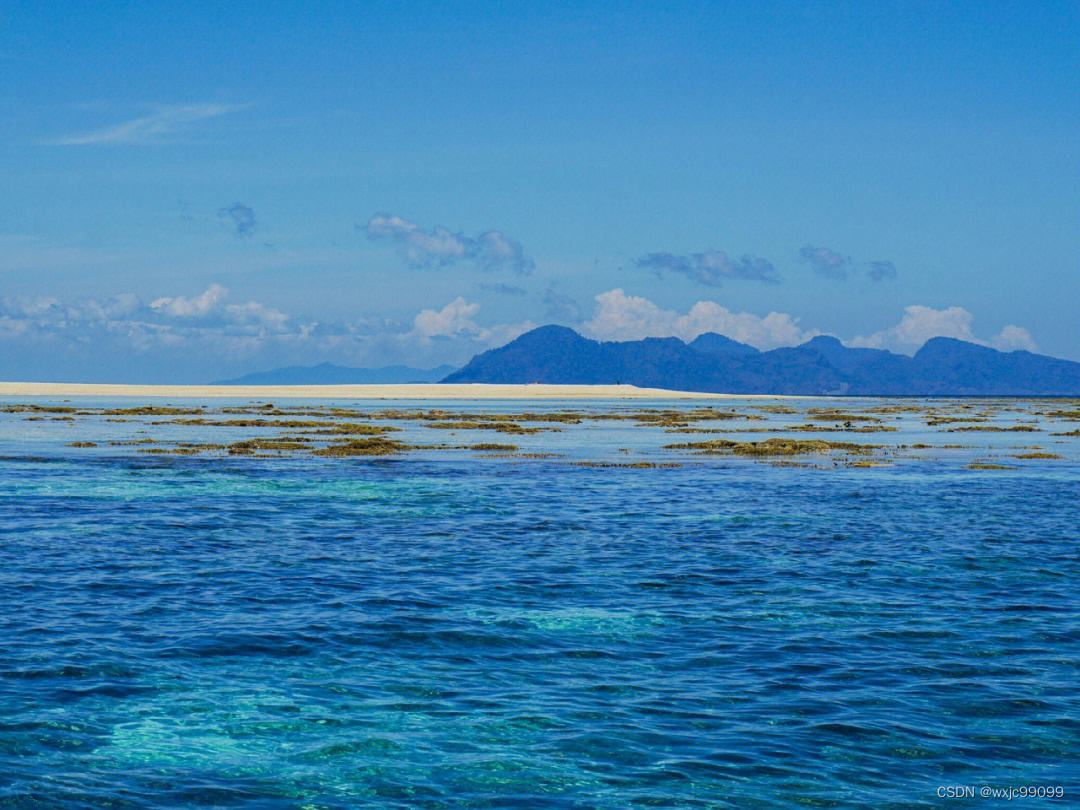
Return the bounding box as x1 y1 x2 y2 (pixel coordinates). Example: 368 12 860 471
0 382 781 400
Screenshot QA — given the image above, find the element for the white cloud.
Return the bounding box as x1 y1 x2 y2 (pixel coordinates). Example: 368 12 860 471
223 301 291 332
147 285 291 333
990 324 1037 352
50 103 244 146
0 285 537 380
0 295 64 319
0 282 1046 383
150 284 228 318
365 214 420 240
851 304 1037 353
583 288 816 349
83 293 141 321
410 296 535 346
851 304 974 350
412 297 483 339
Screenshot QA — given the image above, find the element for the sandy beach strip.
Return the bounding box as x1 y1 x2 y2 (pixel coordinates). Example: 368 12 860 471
0 382 774 400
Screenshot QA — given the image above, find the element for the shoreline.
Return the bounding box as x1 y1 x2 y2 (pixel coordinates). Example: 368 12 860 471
0 382 783 400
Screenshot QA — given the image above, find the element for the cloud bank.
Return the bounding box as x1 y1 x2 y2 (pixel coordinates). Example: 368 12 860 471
0 285 531 382
580 290 1036 354
583 289 815 349
0 283 1040 381
851 305 1036 352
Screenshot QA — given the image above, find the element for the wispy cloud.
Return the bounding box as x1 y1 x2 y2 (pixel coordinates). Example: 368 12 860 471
800 245 898 282
218 202 257 238
635 250 780 286
479 282 527 296
799 245 852 280
543 286 584 322
50 103 244 146
867 260 898 281
364 213 534 274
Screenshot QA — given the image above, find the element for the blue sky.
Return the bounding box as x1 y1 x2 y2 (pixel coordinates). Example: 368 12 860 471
1 1 1077 381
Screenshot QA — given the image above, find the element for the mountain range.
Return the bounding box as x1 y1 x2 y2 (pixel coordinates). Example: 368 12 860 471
443 325 1080 395
213 363 456 385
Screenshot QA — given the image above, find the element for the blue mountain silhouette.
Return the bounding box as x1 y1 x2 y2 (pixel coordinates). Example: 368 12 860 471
443 325 1080 395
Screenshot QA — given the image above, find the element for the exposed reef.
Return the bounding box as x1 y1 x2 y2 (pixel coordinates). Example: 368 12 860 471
15 397 1078 470
311 438 412 457
665 438 878 457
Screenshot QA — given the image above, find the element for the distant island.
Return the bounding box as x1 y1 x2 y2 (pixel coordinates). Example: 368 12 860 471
444 325 1080 395
213 362 456 386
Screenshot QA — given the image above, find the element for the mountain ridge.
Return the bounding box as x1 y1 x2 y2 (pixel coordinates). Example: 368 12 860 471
443 326 1080 395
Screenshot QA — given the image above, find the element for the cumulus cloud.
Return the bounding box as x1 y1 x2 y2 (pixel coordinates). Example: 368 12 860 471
850 305 1037 353
150 283 229 318
412 297 484 339
410 297 535 346
990 324 1037 352
148 285 290 331
801 245 898 282
0 295 65 319
364 213 533 274
852 304 974 349
223 300 291 331
50 103 244 146
83 292 141 321
3 285 287 343
636 250 780 286
583 293 1035 355
218 202 256 238
3 281 1042 383
582 288 815 349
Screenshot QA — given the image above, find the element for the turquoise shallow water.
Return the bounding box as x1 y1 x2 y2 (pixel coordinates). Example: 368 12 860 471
1 398 1078 807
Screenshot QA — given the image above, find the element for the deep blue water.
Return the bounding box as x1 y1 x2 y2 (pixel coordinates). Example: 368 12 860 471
1 398 1078 807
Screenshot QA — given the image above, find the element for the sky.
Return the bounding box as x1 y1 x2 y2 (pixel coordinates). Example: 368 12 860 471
1 0 1078 382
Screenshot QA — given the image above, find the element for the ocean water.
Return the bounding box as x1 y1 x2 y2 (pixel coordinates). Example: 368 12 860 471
1 397 1077 808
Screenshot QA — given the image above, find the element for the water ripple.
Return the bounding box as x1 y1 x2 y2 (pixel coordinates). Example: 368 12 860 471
1 402 1078 807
